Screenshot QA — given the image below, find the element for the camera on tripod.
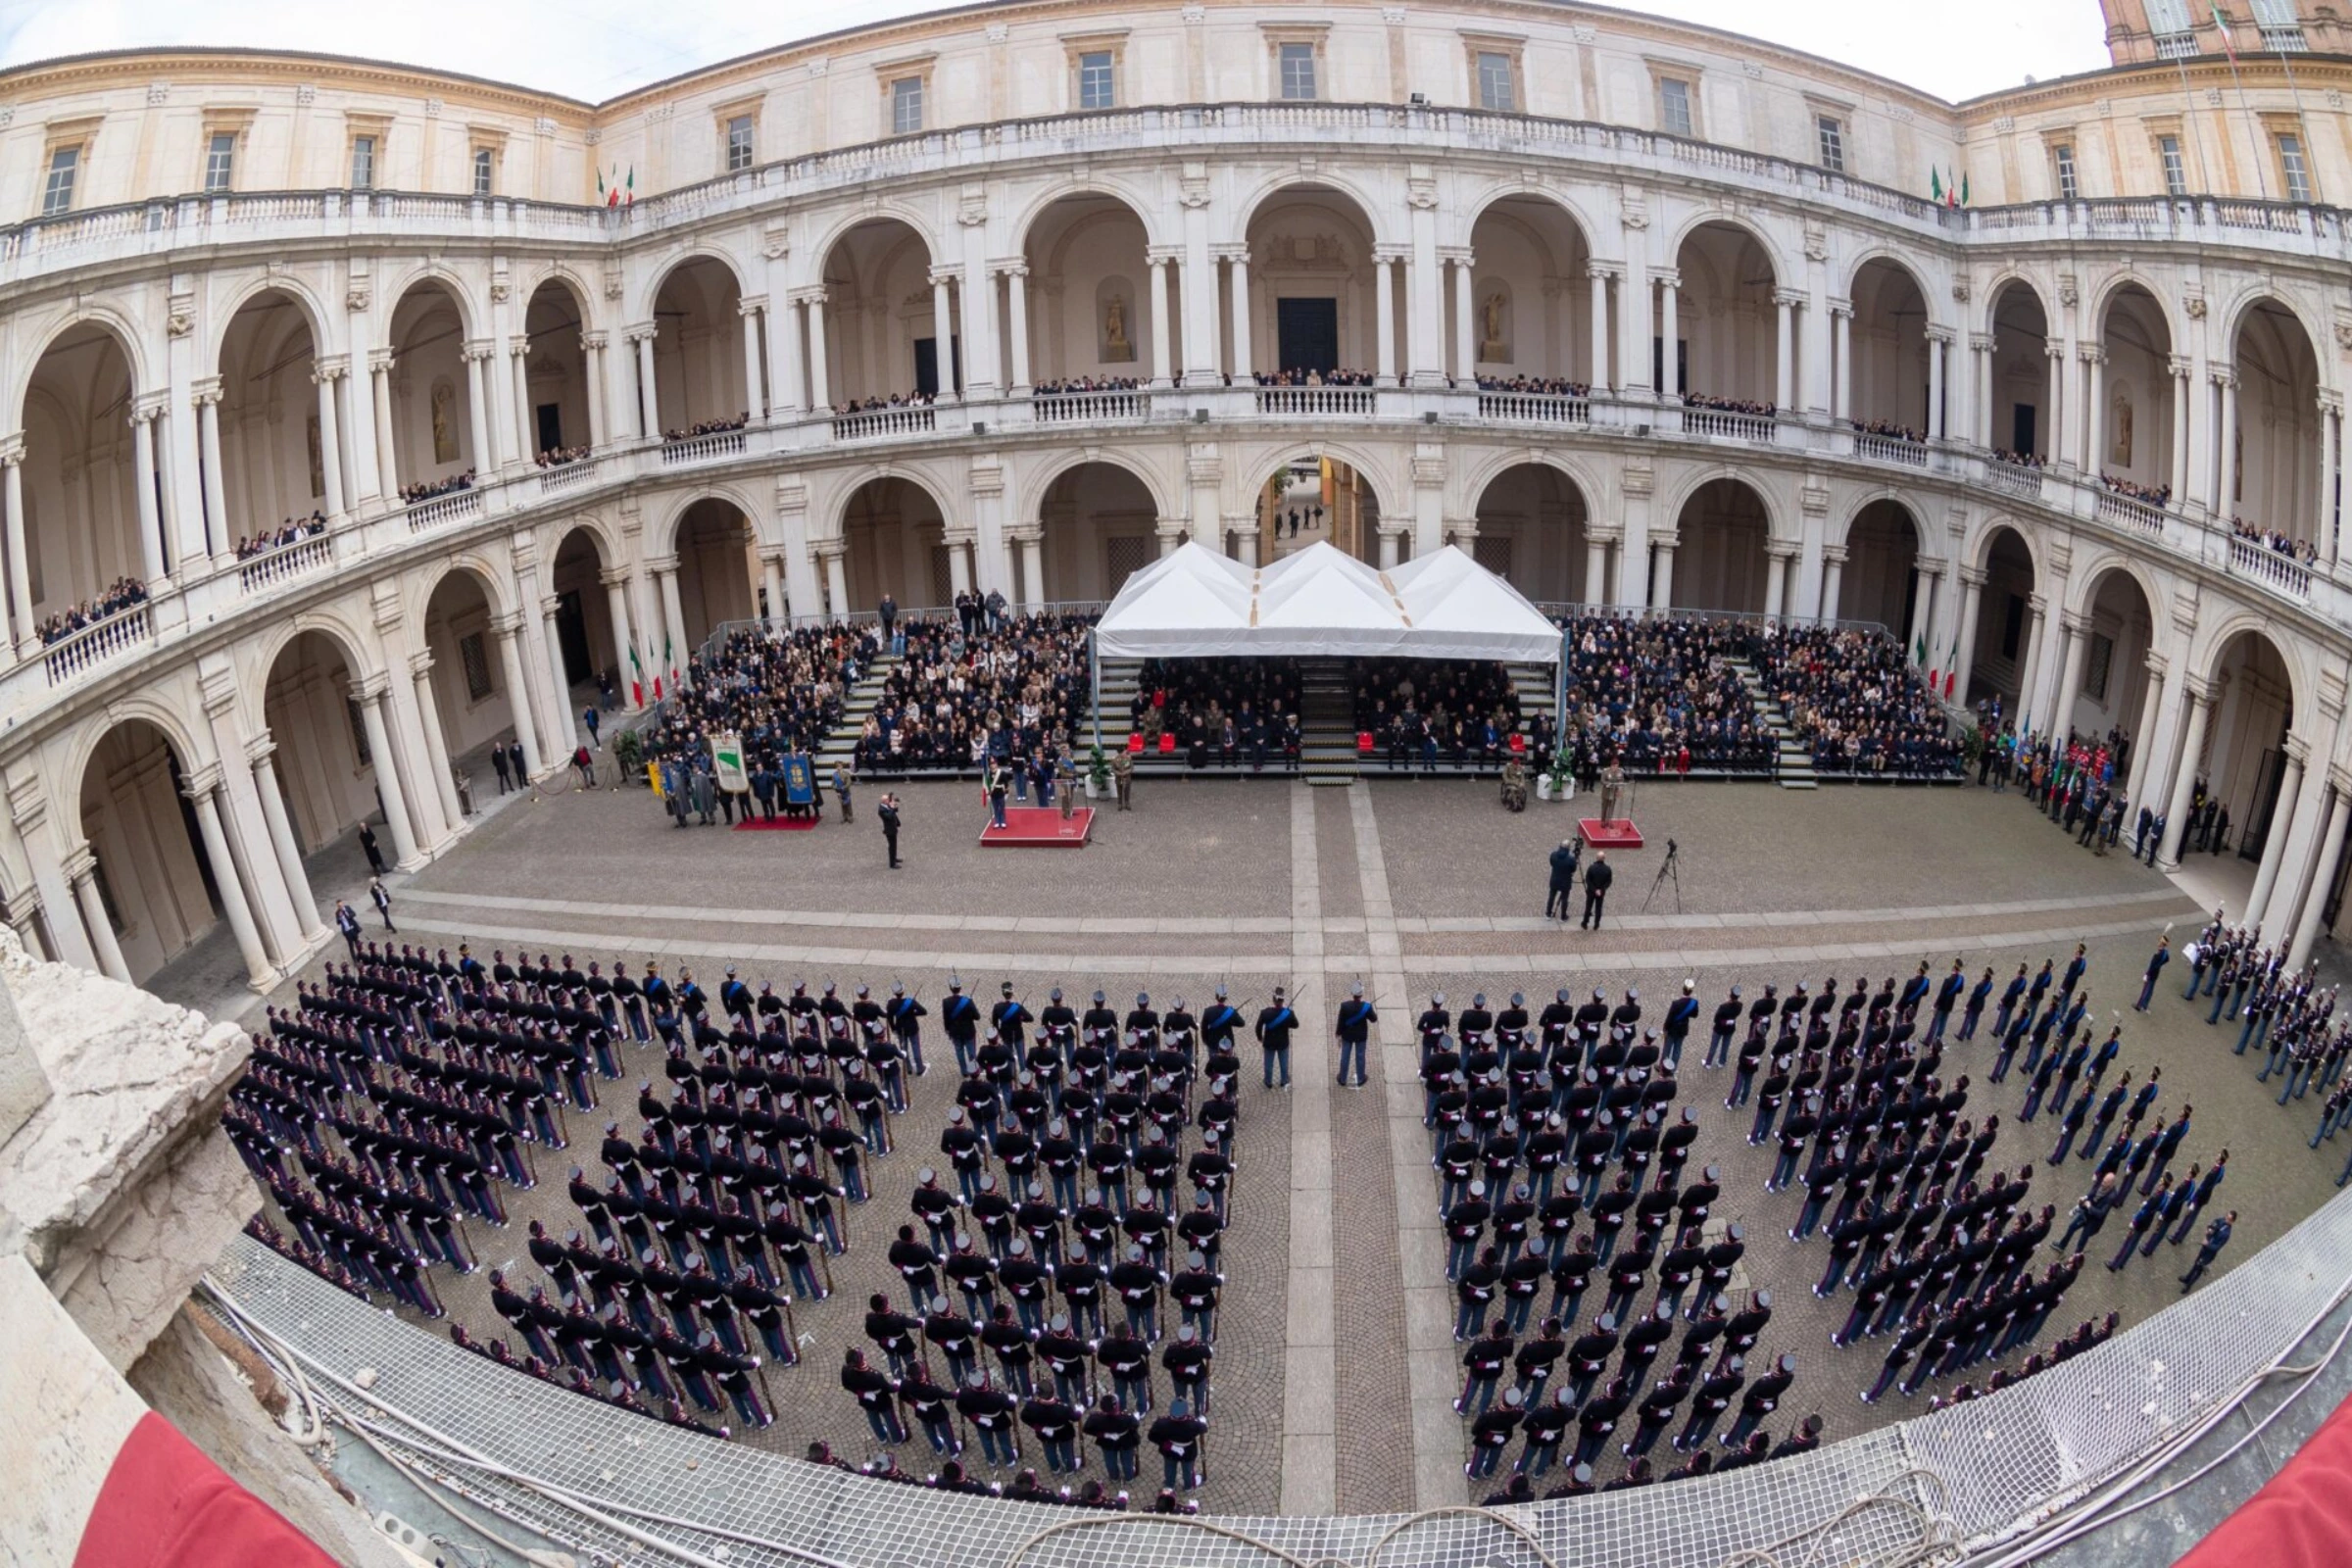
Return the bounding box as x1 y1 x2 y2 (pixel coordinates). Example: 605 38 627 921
1645 837 1683 912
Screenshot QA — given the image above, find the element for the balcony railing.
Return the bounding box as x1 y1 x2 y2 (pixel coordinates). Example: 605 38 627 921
1030 390 1146 424
2094 491 2168 538
1984 458 2045 499
236 534 333 595
1254 387 1374 416
42 604 152 688
1683 409 1775 442
658 429 747 466
2230 536 2313 601
1855 433 1929 467
405 488 483 534
537 459 600 495
833 406 937 442
1479 392 1591 425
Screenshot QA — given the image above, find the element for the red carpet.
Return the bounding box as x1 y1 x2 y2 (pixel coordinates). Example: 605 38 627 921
733 814 819 831
2177 1386 2352 1568
980 806 1095 847
1578 816 1645 850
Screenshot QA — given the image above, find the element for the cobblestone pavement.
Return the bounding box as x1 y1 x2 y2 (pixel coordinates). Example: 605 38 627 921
173 767 2352 1517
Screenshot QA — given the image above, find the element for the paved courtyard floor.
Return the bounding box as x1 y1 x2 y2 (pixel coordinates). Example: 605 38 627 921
161 766 2352 1517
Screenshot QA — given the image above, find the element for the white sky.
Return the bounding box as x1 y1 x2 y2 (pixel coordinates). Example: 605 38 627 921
0 0 2114 107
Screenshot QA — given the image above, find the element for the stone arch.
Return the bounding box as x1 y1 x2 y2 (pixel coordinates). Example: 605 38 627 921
214 286 332 542
384 274 482 490
1242 449 1387 567
1664 213 1785 287
1970 515 2043 581
1668 473 1777 612
1010 179 1165 257
1036 460 1162 602
2192 618 2304 864
1236 437 1403 527
1981 271 2050 339
1984 274 2055 460
411 554 513 627
1659 466 1788 545
1670 220 1782 405
1240 182 1387 377
1468 458 1595 602
16 316 153 622
2089 271 2180 353
243 606 382 709
808 203 944 287
260 625 379 856
2217 285 2330 384
650 482 767 560
639 248 749 322
5 306 153 432
1834 495 1925 633
417 564 529 782
72 711 220 984
1015 448 1173 527
1233 171 1396 248
818 217 947 405
2094 280 2178 489
646 254 749 435
545 520 618 704
1846 257 1934 435
1463 190 1595 384
1967 520 2041 710
669 496 761 642
380 266 482 343
1021 191 1157 388
2057 554 2167 764
1460 184 1598 256
836 475 951 610
204 272 334 382
519 272 598 460
2193 613 2306 725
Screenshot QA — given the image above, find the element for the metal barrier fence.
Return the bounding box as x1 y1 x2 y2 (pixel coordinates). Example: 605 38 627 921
209 1173 2352 1568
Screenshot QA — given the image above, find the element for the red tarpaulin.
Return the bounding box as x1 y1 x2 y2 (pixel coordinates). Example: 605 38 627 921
74 1411 341 1568
2175 1386 2352 1568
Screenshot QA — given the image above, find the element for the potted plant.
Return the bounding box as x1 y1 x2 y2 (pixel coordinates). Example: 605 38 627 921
612 728 644 786
1086 744 1111 799
1538 745 1574 802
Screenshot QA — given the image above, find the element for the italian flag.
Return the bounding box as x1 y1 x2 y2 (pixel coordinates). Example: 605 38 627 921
663 629 676 692
628 635 646 706
1931 169 1944 203
1914 629 1930 670
1943 628 1962 699
625 165 635 207
599 166 612 207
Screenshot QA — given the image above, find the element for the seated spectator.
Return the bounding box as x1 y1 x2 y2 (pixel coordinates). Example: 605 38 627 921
1549 616 1771 776
1132 658 1302 770
1756 624 1960 777
854 613 1094 775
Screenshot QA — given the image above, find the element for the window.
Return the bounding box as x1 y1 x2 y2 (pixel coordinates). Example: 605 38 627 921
1659 77 1693 138
459 633 494 703
2252 0 2308 49
346 698 372 765
471 146 495 197
204 131 236 193
350 134 377 189
725 115 755 172
2147 0 2198 55
1477 51 1515 112
1279 42 1318 101
2054 143 2080 199
2086 633 2115 704
41 147 78 216
2278 132 2312 202
2158 133 2187 196
1816 116 1845 172
891 75 925 134
1078 50 1116 110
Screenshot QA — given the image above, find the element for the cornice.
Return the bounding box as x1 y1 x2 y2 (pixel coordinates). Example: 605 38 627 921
0 47 592 122
1957 52 2352 123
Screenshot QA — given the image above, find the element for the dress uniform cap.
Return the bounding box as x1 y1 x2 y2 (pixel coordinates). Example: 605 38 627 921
1473 993 1487 1007
1051 988 1063 1002
1510 992 1525 1007
1215 985 1228 1000
1350 983 1364 998
1093 991 1106 1004
1137 993 1150 1006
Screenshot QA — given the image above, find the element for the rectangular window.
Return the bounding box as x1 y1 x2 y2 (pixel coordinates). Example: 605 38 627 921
725 115 755 172
350 135 376 189
2147 0 2198 53
2054 143 2079 198
1816 116 1845 172
2252 0 2309 48
346 697 372 765
1477 51 1515 112
2158 133 2187 196
1078 51 1116 110
1659 77 1693 138
891 75 925 134
2278 133 2312 202
1279 42 1318 101
41 147 78 216
204 131 236 193
459 632 494 702
471 147 495 197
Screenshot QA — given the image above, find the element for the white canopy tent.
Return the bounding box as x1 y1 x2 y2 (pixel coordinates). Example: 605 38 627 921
1087 540 1565 747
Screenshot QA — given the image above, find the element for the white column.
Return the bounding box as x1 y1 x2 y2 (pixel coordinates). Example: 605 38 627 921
194 388 231 561
4 452 32 657
634 331 659 437
947 536 973 599
1584 536 1609 607
2053 612 2090 736
2169 358 2191 508
1373 254 1396 386
128 408 168 583
68 852 131 984
1928 335 1948 440
541 598 574 754
1974 336 1996 445
1005 267 1033 393
797 296 829 413
1832 307 1852 421
510 337 534 461
1651 538 1678 611
740 302 766 417
1764 550 1789 625
356 680 422 868
1950 568 1984 704
249 737 321 939
1378 527 1401 570
2320 399 2340 560
2247 741 2313 931
603 568 639 703
1147 256 1174 387
822 545 850 614
463 347 495 471
2288 781 2351 971
1658 275 1680 399
930 271 957 400
2216 370 2240 516
1775 293 1795 412
1019 534 1046 610
368 357 398 497
2083 350 2105 475
1451 256 1476 384
344 343 379 507
2125 652 2168 810
493 620 545 777
313 368 346 519
761 555 788 624
2157 683 2213 867
186 774 273 987
2044 347 2065 464
1228 255 1252 383
657 566 688 682
1820 547 1845 622
403 653 466 834
1588 267 1612 391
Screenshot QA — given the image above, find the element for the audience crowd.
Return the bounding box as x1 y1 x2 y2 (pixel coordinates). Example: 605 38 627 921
642 624 876 815
1850 417 1926 445
834 392 939 416
1033 377 1141 396
1757 626 1961 777
1682 392 1778 419
663 415 749 444
849 613 1095 776
1251 368 1375 388
536 444 594 468
2229 516 2319 563
1477 376 1591 397
233 514 325 561
1552 616 1772 776
2100 473 2172 508
401 470 476 506
39 577 151 644
1131 658 1303 770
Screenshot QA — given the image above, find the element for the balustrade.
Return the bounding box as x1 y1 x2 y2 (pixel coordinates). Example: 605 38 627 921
236 534 334 594
41 604 152 688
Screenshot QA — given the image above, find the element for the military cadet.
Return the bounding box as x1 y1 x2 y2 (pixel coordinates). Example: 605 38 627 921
1466 1387 1526 1480
1515 1389 1575 1478
1336 983 1376 1088
2179 1210 2236 1291
942 979 982 1074
1572 1376 1632 1467
1254 987 1298 1090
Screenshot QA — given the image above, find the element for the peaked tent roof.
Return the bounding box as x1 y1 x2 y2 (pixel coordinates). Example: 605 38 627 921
1095 540 1559 662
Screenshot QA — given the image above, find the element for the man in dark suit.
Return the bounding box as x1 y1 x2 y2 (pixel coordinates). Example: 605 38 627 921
1581 853 1614 930
1546 839 1581 921
878 793 903 868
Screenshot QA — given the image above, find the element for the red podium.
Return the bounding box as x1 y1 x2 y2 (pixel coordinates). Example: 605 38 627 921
1578 815 1645 851
980 805 1096 848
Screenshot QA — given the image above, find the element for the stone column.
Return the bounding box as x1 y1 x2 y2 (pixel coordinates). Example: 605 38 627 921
462 344 496 471
1764 547 1790 625
1146 253 1175 387
657 565 688 682
2016 594 2047 728
2247 737 2315 931
1373 251 1397 386
409 650 467 831
2320 396 2341 560
1657 272 1680 399
65 847 131 984
2052 611 2091 737
2157 680 2213 867
354 677 422 867
1588 266 1612 391
929 270 959 400
2124 651 2168 812
184 767 274 988
195 384 231 561
247 733 321 939
1819 545 1846 623
128 405 168 584
3 444 33 658
1450 254 1476 385
1004 265 1032 393
1928 333 1948 440
2288 774 2352 971
368 354 398 498
946 534 974 599
1973 333 1996 445
491 617 545 778
2082 347 2105 476
1650 535 1679 611
739 299 766 417
540 595 574 754
820 542 850 615
1950 566 1985 704
1775 291 1796 413
312 364 347 519
633 330 659 437
1227 253 1253 383
602 567 638 702
2216 368 2239 516
1831 304 1852 421
1584 534 1610 607
1020 532 1046 610
2044 345 2066 463
802 293 831 412
507 335 532 462
2169 356 2191 508
760 553 788 625
579 332 610 448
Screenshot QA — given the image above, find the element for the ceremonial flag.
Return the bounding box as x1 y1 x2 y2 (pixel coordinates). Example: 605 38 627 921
2211 4 2239 63
627 635 646 707
625 165 636 206
1931 169 1944 203
599 166 613 208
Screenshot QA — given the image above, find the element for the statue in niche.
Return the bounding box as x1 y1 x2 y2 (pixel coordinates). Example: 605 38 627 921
2110 389 2133 466
1103 294 1134 362
430 378 459 464
1480 290 1508 362
306 413 325 499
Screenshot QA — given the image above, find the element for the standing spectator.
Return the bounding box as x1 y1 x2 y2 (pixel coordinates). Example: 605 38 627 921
491 744 513 795
1581 853 1614 930
879 792 904 868
368 876 396 932
333 899 362 959
358 819 385 875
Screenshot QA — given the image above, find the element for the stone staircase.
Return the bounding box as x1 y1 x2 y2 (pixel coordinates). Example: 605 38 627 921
816 652 901 774
1298 659 1359 785
1094 657 1143 755
1728 657 1816 790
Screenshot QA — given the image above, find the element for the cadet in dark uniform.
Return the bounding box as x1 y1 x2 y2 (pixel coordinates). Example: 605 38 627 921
1336 983 1376 1088
1255 987 1298 1089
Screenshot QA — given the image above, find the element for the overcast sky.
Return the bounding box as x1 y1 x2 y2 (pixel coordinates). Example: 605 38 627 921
0 0 2113 106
